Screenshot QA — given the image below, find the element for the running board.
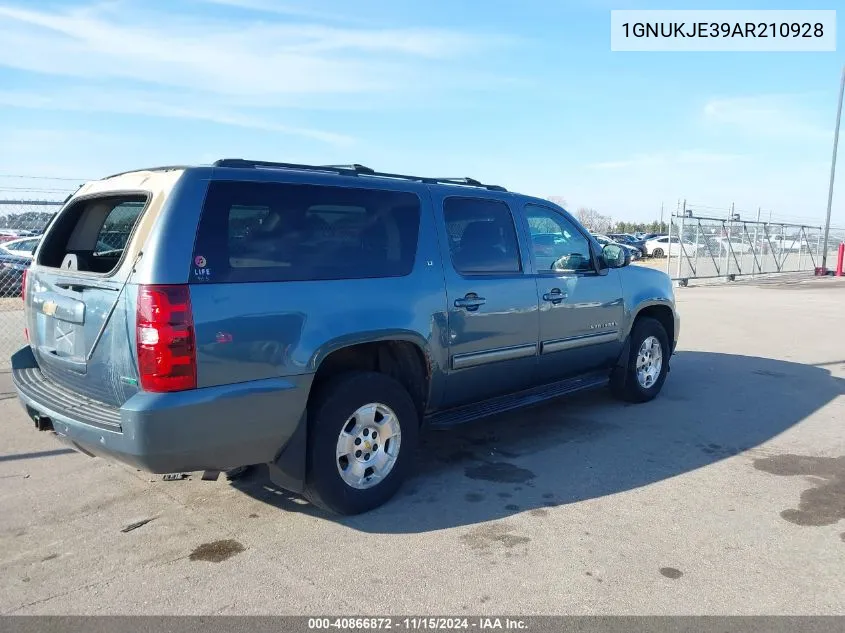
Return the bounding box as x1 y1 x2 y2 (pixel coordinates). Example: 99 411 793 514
425 371 610 428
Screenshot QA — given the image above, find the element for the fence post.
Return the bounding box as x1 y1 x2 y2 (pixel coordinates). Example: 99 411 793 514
666 202 679 277
693 222 700 277
724 209 733 279
753 207 761 275
676 201 686 280
798 226 805 271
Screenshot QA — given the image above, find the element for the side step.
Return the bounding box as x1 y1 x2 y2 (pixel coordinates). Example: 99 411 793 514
425 371 610 428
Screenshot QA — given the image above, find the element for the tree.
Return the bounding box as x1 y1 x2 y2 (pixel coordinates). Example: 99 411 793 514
546 196 568 208
576 207 614 234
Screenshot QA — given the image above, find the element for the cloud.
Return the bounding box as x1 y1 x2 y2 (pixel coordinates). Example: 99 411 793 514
0 90 355 145
0 1 508 142
197 0 365 23
0 3 501 95
703 95 831 141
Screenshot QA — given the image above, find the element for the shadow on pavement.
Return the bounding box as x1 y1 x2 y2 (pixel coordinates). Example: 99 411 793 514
0 448 76 463
231 351 845 533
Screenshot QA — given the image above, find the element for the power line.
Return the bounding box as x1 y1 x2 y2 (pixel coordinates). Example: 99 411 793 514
0 174 91 181
0 186 77 193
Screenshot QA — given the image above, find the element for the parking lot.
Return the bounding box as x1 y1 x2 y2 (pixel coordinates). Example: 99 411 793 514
1 275 844 615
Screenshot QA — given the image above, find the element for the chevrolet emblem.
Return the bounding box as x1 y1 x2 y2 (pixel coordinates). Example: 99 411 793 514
364 441 372 450
42 300 57 316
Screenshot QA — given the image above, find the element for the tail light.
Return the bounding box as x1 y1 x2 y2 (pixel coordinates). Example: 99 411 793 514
136 285 197 392
21 268 27 301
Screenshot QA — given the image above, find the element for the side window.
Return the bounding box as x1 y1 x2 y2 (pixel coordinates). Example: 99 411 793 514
524 205 593 273
193 181 421 283
442 198 521 275
94 201 145 255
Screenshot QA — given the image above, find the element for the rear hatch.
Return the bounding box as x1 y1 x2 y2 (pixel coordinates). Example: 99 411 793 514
24 171 183 408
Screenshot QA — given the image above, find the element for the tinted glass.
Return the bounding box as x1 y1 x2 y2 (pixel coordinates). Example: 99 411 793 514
443 198 521 274
525 205 593 273
193 181 421 283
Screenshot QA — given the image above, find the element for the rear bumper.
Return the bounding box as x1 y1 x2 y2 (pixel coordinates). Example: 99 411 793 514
11 346 312 482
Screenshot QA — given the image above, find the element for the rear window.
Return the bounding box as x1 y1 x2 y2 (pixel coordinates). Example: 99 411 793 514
37 195 148 274
192 181 421 283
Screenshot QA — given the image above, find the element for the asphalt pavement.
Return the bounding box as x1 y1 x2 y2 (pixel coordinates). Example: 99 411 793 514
1 276 844 615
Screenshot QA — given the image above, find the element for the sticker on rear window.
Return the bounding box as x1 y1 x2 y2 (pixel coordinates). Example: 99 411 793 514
192 254 212 281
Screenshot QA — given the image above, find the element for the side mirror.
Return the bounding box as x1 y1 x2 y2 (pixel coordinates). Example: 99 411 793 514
602 243 629 269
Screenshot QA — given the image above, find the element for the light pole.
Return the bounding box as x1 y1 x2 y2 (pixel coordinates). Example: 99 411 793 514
821 64 845 272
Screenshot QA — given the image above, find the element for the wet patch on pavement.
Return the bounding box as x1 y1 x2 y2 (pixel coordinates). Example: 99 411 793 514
753 454 845 527
461 523 530 553
189 539 245 563
465 462 536 484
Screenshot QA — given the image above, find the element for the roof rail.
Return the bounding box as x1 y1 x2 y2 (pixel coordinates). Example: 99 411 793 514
320 163 376 174
102 165 190 180
213 158 507 192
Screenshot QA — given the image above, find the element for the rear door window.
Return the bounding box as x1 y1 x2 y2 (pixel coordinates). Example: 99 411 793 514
443 197 521 274
36 195 148 274
192 181 421 283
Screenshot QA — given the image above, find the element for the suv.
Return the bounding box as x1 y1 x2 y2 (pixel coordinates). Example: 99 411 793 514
11 160 679 515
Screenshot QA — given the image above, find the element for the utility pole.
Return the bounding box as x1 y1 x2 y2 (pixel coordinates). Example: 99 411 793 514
821 64 845 272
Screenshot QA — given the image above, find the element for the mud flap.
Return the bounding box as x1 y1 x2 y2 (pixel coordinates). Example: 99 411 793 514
267 411 307 493
610 334 632 388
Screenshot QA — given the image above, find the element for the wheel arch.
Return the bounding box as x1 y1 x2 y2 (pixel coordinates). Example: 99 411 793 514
627 301 675 349
309 333 433 418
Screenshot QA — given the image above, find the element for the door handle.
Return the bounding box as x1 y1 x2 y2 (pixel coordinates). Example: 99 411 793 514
543 289 567 304
454 295 486 311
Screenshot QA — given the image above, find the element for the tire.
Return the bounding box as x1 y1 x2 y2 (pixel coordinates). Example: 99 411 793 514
652 248 664 258
610 316 670 403
304 371 419 515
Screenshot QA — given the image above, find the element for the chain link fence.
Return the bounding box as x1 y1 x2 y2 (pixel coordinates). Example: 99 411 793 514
663 205 845 285
0 200 63 368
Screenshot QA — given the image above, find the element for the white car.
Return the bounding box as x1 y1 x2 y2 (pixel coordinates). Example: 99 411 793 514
0 236 40 258
644 235 697 258
714 236 754 254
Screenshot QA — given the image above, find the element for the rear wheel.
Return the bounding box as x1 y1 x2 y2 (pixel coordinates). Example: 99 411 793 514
652 248 664 258
304 371 418 515
610 317 670 403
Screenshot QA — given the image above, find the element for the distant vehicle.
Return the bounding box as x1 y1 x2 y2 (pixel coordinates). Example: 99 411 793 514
609 233 647 256
644 235 698 258
593 233 642 260
0 230 21 244
0 251 30 297
767 234 812 254
715 236 753 255
1 236 40 258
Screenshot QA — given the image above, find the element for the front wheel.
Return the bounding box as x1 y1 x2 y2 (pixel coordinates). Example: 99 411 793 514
610 317 670 403
304 371 419 515
652 248 664 258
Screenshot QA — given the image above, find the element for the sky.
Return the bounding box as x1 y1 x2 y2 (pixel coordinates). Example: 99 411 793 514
0 0 843 226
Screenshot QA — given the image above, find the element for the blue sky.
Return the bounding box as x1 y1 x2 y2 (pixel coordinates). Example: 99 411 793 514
0 0 843 225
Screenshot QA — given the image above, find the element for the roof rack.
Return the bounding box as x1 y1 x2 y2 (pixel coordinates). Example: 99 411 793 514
212 158 507 192
102 165 191 180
